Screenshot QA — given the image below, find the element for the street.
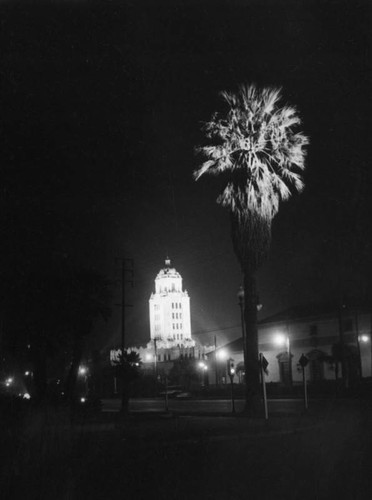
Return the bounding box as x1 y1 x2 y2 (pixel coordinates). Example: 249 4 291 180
102 397 311 415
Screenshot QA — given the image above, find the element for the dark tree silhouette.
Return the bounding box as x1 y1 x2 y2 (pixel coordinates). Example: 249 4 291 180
112 350 142 413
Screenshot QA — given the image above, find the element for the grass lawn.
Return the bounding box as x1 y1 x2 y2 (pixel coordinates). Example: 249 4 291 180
2 398 372 500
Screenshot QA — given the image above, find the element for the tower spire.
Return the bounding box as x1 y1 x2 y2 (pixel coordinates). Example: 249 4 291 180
165 256 171 267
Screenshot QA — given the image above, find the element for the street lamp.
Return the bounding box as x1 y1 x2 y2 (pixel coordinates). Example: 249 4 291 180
5 377 13 387
78 366 89 393
198 361 208 387
237 285 247 383
359 334 371 378
215 349 228 384
273 333 292 385
78 366 88 376
216 349 228 361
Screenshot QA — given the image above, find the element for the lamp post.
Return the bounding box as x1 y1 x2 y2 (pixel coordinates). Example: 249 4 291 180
273 333 292 386
237 286 247 383
78 366 89 394
359 334 371 378
216 349 228 384
198 361 208 387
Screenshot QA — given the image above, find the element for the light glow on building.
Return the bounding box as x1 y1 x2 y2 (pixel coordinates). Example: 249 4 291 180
149 258 194 350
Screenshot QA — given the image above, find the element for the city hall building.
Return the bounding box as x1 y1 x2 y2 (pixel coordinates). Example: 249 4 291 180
125 258 208 371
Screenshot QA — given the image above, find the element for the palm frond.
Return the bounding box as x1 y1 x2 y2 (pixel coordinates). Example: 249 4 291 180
194 83 309 221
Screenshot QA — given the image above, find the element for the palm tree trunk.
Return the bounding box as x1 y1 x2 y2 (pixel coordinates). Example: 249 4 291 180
243 270 261 413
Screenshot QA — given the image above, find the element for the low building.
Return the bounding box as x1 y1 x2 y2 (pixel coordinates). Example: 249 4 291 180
208 303 372 386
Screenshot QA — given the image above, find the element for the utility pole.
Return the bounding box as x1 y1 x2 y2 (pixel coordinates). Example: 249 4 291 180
116 258 134 362
116 258 134 412
214 335 218 386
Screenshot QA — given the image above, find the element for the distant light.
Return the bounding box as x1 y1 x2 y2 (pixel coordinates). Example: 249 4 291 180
23 393 31 400
216 349 228 361
273 334 286 346
78 366 87 375
145 354 153 361
80 397 86 403
6 377 13 385
360 335 369 343
230 368 235 374
135 362 139 366
5 382 10 387
25 371 30 376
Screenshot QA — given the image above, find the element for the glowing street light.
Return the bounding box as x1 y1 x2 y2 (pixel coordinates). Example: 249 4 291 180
359 334 372 378
273 333 292 385
198 361 208 387
216 349 228 361
78 366 88 376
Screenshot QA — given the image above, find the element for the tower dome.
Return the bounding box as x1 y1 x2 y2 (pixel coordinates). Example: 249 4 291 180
155 258 183 294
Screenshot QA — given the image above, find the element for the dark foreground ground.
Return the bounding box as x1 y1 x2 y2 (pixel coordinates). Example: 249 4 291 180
1 397 372 500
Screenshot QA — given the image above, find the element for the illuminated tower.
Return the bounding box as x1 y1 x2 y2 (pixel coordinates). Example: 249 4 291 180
149 258 194 348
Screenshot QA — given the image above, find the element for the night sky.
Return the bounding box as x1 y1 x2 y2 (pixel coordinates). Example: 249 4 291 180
1 0 371 351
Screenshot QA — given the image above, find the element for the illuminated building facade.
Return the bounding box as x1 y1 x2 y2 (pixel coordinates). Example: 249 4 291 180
122 259 207 373
149 258 193 347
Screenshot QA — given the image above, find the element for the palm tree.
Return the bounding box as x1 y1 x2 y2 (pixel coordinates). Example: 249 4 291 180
194 84 309 412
